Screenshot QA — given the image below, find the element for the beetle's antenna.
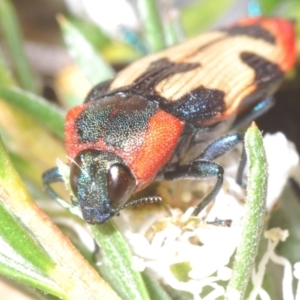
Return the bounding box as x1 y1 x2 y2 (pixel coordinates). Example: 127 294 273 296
116 196 162 212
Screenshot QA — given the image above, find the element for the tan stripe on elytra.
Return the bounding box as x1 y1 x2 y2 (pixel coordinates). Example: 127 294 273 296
109 31 225 90
110 30 282 119
155 35 281 108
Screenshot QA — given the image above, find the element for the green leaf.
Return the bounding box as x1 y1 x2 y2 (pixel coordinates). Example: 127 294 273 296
142 272 172 300
0 55 15 86
0 241 63 298
58 15 115 87
68 16 111 50
0 137 64 298
0 202 55 272
0 101 65 187
0 0 36 92
227 123 268 299
0 86 65 140
260 0 284 14
163 17 185 47
0 136 121 299
91 221 151 300
181 0 234 36
2 87 64 136
136 0 166 52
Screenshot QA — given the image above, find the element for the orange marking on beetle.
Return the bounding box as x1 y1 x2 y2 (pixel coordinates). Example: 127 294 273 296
65 103 89 160
264 19 296 72
124 109 184 189
237 18 296 72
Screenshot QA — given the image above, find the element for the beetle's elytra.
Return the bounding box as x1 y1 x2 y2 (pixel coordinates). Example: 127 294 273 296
43 17 296 224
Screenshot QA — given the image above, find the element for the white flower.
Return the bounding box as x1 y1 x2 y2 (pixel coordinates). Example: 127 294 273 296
263 133 299 209
114 132 300 299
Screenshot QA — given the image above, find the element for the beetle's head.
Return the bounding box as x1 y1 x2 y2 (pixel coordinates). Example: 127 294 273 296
69 150 136 224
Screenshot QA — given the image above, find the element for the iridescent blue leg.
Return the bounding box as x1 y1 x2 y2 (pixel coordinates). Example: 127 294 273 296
164 133 243 216
42 168 81 215
42 167 64 201
232 97 275 129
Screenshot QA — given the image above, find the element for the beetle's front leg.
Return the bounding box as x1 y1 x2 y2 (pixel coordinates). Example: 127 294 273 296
164 160 224 216
43 167 64 202
198 133 243 161
164 133 244 216
42 167 81 215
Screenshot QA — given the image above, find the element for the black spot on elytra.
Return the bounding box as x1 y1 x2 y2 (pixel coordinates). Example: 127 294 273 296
240 52 283 85
130 58 201 98
222 24 276 44
161 86 225 123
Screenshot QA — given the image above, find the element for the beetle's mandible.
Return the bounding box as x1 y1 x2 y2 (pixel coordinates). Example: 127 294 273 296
43 17 296 224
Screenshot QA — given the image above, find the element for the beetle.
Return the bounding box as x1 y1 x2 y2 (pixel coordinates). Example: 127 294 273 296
43 17 296 224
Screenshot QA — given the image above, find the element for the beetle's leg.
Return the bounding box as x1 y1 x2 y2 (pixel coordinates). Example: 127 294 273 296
42 168 80 213
43 167 64 199
198 133 243 161
232 96 275 129
164 133 244 216
164 160 223 215
199 132 247 187
207 218 232 227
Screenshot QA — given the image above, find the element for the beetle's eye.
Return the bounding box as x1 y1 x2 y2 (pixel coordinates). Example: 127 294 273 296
107 164 135 207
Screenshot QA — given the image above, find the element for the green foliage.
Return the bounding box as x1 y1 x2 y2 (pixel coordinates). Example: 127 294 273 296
0 0 299 299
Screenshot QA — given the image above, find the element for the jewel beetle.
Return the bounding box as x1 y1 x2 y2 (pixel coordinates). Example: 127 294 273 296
43 17 296 224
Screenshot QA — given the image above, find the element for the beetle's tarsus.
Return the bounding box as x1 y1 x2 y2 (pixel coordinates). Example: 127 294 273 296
207 218 232 227
192 164 223 216
42 167 64 202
